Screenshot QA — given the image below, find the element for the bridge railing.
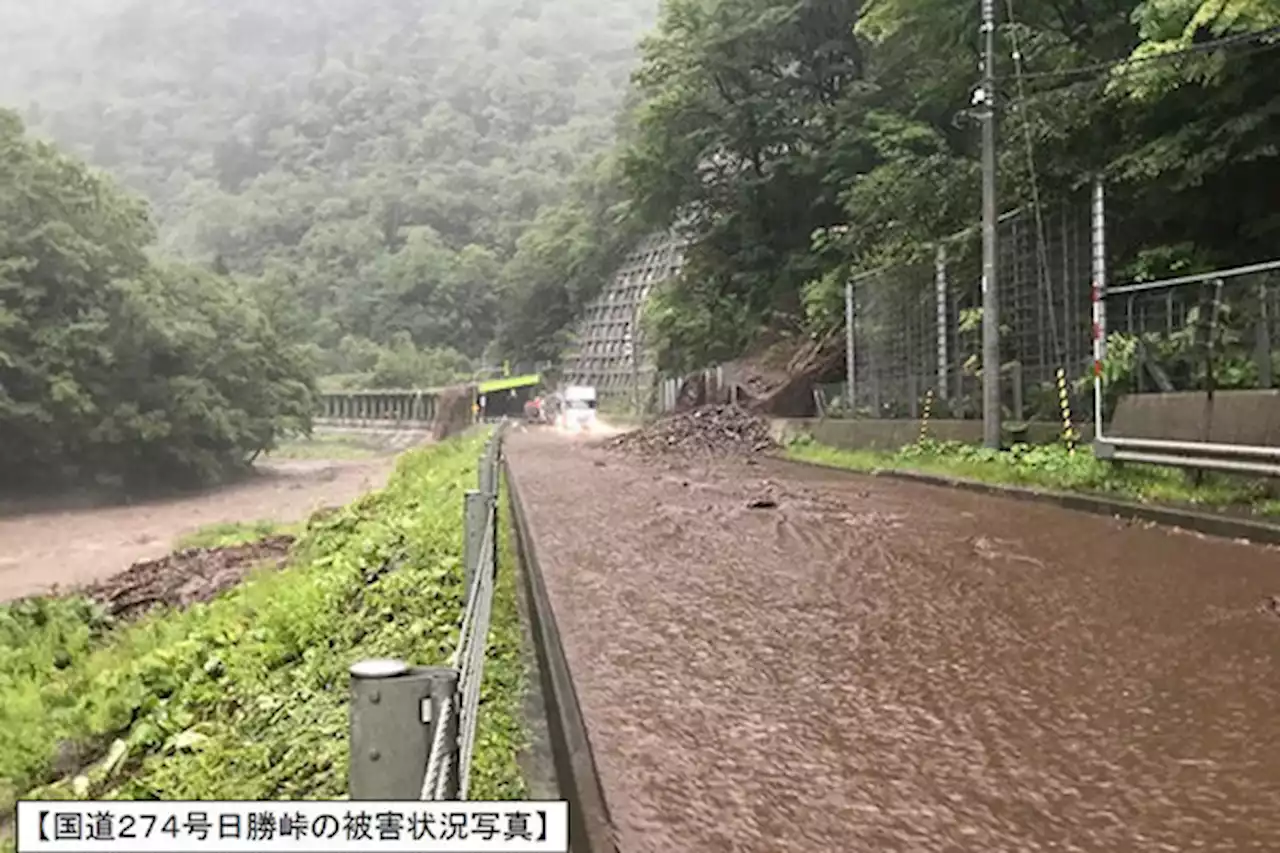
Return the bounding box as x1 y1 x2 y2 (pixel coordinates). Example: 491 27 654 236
317 389 441 424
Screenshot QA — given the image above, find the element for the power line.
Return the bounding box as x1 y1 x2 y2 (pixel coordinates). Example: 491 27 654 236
1003 0 1063 369
1008 39 1280 105
999 23 1280 83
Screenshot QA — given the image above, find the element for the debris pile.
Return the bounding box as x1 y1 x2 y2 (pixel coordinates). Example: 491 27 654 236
607 405 779 456
432 385 475 441
85 535 295 621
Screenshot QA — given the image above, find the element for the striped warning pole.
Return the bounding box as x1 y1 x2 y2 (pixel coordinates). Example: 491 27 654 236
1090 178 1107 440
919 387 934 443
1055 368 1077 454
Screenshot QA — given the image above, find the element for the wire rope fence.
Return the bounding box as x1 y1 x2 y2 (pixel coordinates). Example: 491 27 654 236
347 423 506 801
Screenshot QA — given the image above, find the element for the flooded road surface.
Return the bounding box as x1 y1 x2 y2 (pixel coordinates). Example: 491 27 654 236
506 429 1280 853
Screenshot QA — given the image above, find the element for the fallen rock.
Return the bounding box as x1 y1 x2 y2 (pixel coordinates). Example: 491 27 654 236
607 405 779 458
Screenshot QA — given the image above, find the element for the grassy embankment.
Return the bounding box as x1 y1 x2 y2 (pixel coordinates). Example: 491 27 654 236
0 431 527 823
786 435 1280 518
267 433 383 461
175 520 297 550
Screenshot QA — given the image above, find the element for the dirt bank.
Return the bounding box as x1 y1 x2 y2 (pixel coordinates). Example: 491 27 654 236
0 456 395 603
84 535 296 621
507 428 1280 853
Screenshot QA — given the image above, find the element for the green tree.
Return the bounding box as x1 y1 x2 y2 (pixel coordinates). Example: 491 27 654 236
0 109 316 491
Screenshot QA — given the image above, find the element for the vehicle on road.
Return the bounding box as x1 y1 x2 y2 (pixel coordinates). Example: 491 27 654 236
523 396 547 424
558 385 597 432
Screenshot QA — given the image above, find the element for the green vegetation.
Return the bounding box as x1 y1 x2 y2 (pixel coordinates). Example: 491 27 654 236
0 111 315 493
174 520 295 550
267 433 382 461
3 0 1277 390
0 0 660 376
514 0 1280 373
474 481 535 800
0 432 526 811
787 435 1280 517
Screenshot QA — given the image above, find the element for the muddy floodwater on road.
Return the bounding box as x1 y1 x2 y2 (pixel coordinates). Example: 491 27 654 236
506 428 1280 853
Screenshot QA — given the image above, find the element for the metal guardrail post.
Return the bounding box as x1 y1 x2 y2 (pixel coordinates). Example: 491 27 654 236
349 659 441 800
347 429 506 802
463 490 486 597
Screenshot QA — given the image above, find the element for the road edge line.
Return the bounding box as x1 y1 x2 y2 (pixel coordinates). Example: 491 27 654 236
503 458 618 853
779 455 1280 547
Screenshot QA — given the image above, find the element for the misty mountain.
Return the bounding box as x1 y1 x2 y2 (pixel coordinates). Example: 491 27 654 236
0 0 658 359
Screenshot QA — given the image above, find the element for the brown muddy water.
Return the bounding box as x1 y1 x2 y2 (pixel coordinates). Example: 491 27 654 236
508 428 1280 852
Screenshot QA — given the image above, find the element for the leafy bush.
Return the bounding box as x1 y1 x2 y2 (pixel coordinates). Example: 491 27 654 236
0 110 317 492
0 432 527 811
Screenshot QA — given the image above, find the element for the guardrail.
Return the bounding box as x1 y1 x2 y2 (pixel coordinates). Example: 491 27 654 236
346 423 505 800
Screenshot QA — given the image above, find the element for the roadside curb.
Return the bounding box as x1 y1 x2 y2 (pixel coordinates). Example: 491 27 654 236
780 455 1280 547
503 459 617 853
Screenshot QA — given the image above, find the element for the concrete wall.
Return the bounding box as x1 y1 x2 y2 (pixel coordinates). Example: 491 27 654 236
1110 390 1280 445
771 418 1095 452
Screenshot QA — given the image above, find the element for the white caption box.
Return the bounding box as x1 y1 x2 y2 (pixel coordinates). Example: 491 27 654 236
16 801 569 853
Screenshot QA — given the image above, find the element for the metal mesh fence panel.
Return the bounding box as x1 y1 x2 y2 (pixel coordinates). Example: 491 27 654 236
850 194 1095 425
1104 263 1280 403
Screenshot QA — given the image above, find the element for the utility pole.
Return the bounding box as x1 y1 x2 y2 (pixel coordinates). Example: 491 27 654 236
978 0 1001 448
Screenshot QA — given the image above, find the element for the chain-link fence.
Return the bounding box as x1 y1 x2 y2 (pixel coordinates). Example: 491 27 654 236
1101 260 1280 400
846 194 1095 426
1093 259 1280 474
347 424 506 801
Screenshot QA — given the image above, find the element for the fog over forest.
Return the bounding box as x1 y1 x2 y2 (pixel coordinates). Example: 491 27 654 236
1 0 1277 490
0 0 657 370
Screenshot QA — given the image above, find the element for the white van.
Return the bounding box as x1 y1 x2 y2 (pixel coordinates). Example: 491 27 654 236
559 385 598 432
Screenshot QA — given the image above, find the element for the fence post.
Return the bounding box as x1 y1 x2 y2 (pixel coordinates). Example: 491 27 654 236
844 278 856 414
478 453 496 497
935 244 948 400
1010 362 1024 422
463 490 487 598
489 442 500 576
1091 176 1107 438
1257 281 1273 389
348 659 436 800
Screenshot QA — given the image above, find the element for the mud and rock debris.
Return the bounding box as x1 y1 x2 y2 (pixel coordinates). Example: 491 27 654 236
83 535 295 621
606 405 779 456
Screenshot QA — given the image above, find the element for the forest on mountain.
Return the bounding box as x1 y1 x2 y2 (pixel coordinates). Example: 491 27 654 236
0 0 657 488
0 110 315 491
1 0 1277 489
0 0 659 379
604 0 1280 373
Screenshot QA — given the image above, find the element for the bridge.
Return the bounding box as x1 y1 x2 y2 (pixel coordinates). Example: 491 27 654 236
314 372 546 428
315 388 442 426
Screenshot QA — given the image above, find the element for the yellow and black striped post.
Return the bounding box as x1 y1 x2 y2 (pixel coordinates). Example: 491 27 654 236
919 387 934 444
1056 368 1077 453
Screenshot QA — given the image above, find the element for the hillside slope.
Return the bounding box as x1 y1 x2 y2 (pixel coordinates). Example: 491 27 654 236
0 0 658 359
